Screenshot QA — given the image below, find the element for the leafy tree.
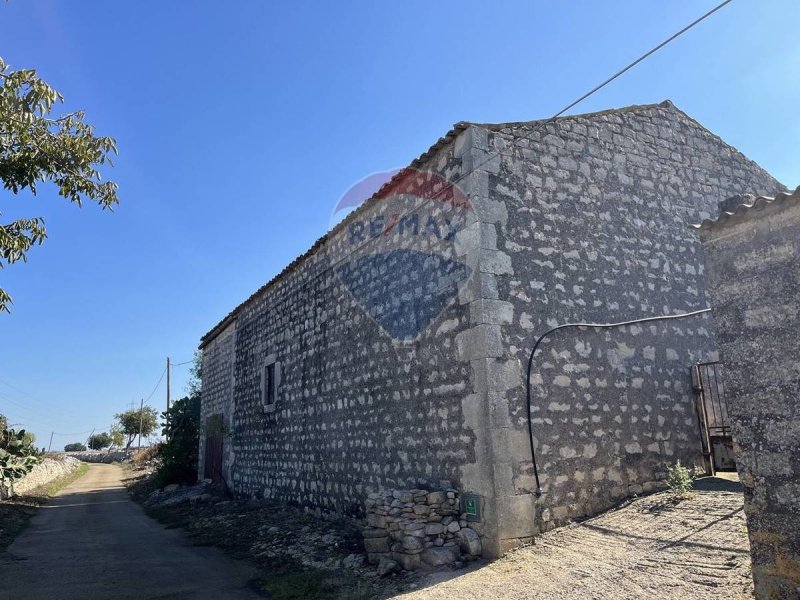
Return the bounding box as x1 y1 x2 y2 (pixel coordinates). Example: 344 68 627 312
0 57 118 312
64 442 86 452
87 432 112 450
109 425 124 449
115 406 158 451
158 395 200 485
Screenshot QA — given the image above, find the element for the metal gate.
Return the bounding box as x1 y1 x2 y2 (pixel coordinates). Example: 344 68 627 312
204 414 224 483
693 361 736 474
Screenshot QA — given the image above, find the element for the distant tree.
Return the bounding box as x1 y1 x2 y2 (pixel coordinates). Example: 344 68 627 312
115 407 158 451
87 432 112 450
109 425 124 449
64 442 86 452
0 57 118 312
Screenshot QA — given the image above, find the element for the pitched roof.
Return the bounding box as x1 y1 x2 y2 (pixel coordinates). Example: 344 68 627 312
198 100 743 346
695 186 800 231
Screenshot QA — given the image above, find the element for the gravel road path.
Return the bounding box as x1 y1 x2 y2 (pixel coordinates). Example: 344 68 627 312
398 477 752 600
0 463 260 599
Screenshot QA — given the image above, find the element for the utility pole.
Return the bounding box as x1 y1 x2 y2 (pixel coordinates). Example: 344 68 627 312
47 431 53 452
138 398 144 452
166 356 171 442
87 428 95 450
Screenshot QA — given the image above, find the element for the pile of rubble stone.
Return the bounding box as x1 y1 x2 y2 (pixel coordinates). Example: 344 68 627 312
363 488 482 575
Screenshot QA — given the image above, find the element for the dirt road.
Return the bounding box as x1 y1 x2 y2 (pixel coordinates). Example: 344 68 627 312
1 463 260 599
399 477 752 600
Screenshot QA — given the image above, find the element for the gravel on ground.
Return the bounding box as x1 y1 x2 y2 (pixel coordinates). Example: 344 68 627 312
396 476 752 600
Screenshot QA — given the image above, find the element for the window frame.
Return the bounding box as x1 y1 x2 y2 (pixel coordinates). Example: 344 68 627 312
260 353 280 413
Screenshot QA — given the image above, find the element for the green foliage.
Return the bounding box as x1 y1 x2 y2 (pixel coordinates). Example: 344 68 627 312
185 350 202 397
0 428 42 486
87 432 112 450
64 442 86 452
109 425 124 449
0 56 118 312
157 395 200 485
666 459 693 500
115 406 159 450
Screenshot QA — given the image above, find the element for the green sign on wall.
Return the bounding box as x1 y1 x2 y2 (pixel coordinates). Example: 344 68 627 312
462 493 481 521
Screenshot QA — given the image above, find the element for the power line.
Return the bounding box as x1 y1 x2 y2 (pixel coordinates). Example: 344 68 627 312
170 359 194 367
550 0 734 119
200 2 735 327
0 376 64 413
143 367 167 404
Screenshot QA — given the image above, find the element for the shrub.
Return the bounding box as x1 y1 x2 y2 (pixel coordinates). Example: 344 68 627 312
157 395 200 485
0 428 43 488
666 460 693 500
64 442 86 452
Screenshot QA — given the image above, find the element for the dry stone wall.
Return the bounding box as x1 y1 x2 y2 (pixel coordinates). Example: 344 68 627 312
699 190 800 600
363 488 481 572
0 456 80 499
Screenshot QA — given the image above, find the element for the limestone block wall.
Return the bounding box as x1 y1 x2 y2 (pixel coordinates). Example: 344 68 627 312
362 488 482 571
198 101 785 559
484 101 784 545
198 321 236 483
0 456 81 499
66 450 130 463
210 137 484 520
699 189 800 599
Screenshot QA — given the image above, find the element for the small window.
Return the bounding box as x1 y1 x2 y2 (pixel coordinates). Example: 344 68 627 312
264 363 275 405
260 354 280 413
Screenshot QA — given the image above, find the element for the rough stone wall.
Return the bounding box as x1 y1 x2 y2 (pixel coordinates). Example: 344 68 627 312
198 321 237 483
483 101 784 547
0 456 81 499
219 141 482 519
66 450 130 463
362 488 481 572
699 193 800 599
199 101 785 558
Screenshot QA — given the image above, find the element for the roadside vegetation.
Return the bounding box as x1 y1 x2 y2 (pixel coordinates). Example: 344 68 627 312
0 421 43 493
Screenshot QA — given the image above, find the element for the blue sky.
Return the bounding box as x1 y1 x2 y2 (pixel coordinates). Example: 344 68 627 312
0 1 797 448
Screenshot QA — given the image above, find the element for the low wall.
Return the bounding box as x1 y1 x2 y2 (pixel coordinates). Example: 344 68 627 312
65 450 130 463
1 456 81 498
363 488 482 572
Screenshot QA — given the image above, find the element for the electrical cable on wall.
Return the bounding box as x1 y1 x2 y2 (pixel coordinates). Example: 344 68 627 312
525 307 712 498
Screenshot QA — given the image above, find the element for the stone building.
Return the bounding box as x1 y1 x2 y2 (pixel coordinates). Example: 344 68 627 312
199 100 783 557
698 187 800 599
